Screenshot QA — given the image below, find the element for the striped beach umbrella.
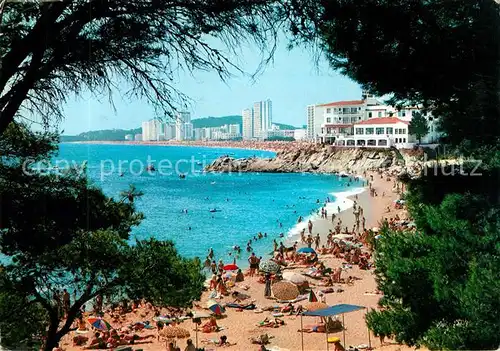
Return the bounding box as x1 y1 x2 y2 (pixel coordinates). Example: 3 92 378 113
88 317 112 331
206 299 225 315
308 290 318 302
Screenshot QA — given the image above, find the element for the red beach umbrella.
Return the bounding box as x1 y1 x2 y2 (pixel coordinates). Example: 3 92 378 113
223 264 238 271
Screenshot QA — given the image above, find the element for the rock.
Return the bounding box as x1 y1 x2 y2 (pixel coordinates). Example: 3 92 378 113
205 145 424 175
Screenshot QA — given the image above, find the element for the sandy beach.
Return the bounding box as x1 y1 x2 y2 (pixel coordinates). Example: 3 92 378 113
59 170 413 351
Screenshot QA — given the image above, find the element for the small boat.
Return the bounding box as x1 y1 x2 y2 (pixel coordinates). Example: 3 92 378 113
179 174 186 179
209 209 221 213
211 181 216 185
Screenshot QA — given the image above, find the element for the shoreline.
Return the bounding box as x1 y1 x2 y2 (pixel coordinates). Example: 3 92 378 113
62 140 309 154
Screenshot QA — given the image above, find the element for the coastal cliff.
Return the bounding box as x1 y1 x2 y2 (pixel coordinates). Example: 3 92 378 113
206 145 423 174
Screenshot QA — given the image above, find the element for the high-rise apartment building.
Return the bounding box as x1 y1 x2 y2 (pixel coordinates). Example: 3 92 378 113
261 99 272 132
242 108 253 140
252 102 262 138
175 111 192 141
142 119 162 141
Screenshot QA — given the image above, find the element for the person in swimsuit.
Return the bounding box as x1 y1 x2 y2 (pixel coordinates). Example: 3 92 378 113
248 253 258 277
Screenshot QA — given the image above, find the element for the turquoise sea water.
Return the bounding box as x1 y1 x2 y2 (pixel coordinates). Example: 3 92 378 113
57 143 363 266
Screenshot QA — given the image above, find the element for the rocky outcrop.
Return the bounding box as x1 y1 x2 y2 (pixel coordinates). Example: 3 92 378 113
206 145 424 175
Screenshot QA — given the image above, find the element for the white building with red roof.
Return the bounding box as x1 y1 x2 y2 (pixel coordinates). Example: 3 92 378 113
335 117 412 148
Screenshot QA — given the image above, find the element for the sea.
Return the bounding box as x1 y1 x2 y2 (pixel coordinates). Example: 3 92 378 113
56 143 364 267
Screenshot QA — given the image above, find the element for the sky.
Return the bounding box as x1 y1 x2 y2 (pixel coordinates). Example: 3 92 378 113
60 37 362 135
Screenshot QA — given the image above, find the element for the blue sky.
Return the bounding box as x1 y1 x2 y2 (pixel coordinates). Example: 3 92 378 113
61 38 361 135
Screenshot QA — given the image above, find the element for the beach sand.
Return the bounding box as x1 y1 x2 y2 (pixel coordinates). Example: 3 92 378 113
60 170 414 351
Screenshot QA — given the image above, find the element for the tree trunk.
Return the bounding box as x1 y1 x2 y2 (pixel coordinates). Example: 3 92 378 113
43 314 60 351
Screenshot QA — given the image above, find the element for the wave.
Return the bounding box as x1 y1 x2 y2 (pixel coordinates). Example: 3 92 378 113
286 185 366 243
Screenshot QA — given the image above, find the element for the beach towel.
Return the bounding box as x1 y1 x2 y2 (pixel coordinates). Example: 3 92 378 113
226 303 256 310
275 294 308 304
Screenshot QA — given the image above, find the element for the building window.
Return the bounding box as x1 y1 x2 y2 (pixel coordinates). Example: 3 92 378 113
365 128 374 135
378 140 388 146
386 127 393 134
378 112 382 117
338 117 342 121
368 112 372 118
395 129 399 134
397 111 406 117
367 139 376 146
355 128 364 135
342 108 349 114
326 118 331 123
402 129 407 134
359 117 362 120
376 127 384 135
351 108 358 114
403 138 406 143
326 108 331 113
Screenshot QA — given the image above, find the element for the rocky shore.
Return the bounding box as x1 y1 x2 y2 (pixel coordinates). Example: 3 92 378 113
206 144 424 175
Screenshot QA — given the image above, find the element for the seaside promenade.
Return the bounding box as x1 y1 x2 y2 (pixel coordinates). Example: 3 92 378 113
59 168 416 351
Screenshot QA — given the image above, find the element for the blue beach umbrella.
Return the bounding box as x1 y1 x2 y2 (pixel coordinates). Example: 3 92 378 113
297 247 316 254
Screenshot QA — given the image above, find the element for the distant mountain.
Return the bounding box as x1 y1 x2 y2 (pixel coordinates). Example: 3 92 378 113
192 115 242 128
274 123 299 130
61 128 141 142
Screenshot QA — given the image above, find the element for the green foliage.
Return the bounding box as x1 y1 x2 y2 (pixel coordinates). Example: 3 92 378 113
61 128 142 142
192 116 243 129
0 124 205 350
0 271 47 348
408 112 429 144
120 239 205 307
367 188 500 350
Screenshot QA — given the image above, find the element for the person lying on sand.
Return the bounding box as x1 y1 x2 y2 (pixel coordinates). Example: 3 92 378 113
298 323 327 333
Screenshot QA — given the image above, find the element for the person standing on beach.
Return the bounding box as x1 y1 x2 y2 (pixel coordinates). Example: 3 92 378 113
324 208 328 219
308 220 313 234
337 205 341 214
306 235 313 248
314 234 321 250
248 253 258 277
264 273 272 298
331 213 336 223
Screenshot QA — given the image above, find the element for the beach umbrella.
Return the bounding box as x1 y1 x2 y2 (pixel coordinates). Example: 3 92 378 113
160 325 190 339
206 299 225 315
272 281 300 300
332 234 353 240
87 317 112 331
304 302 328 311
308 290 318 302
259 260 281 274
297 247 316 254
282 272 307 285
223 263 238 271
